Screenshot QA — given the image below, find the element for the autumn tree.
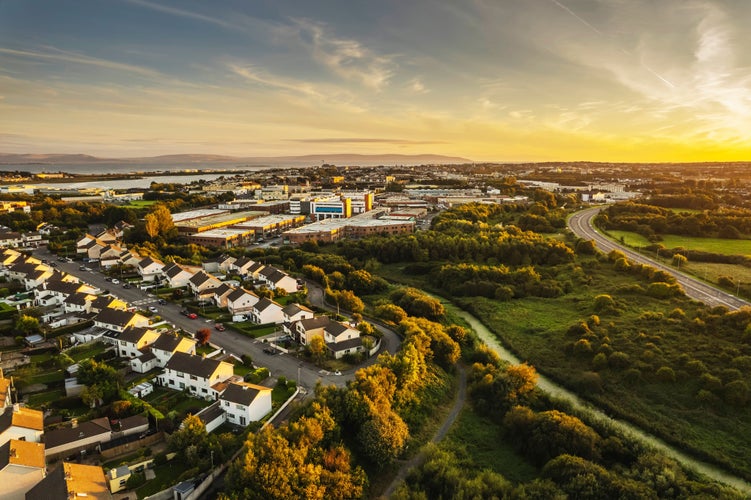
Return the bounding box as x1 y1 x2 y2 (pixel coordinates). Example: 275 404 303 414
308 335 327 365
15 315 40 335
196 328 211 346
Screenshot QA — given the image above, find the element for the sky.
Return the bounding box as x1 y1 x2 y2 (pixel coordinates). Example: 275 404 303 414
1 0 751 163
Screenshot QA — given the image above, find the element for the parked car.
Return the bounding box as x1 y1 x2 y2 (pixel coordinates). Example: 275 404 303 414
111 279 120 285
158 299 167 305
187 313 198 319
148 306 158 313
122 283 132 289
180 309 189 316
263 348 277 355
214 323 226 331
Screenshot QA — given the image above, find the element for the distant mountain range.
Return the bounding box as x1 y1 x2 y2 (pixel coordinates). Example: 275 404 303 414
0 152 472 167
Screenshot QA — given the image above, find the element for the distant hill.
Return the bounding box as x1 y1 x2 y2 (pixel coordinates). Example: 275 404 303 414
0 152 472 167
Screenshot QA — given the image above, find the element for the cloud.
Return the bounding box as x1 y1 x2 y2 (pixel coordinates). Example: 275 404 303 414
287 137 446 145
123 0 236 30
227 63 322 97
0 46 162 78
409 78 428 93
292 19 396 90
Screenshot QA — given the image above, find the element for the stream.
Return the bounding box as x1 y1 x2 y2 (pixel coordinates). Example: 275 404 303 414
446 302 751 494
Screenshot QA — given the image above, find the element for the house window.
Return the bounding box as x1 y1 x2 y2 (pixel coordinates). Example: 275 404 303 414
120 340 126 345
240 416 246 425
179 382 185 389
190 375 197 381
236 404 243 410
202 388 207 393
224 401 229 407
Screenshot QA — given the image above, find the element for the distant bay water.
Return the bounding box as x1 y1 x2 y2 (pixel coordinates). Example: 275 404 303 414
0 162 280 190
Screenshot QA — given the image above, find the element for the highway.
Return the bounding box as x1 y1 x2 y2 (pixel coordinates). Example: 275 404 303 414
568 207 750 310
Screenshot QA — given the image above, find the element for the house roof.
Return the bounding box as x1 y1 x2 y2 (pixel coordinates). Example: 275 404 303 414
213 282 234 297
64 293 90 306
0 405 44 432
95 308 142 328
325 321 351 337
190 271 218 286
43 417 111 450
254 297 282 313
297 316 332 331
0 439 45 470
26 462 112 500
0 377 11 407
165 352 231 379
120 414 149 432
138 256 163 269
195 401 224 428
233 256 253 269
151 332 194 353
118 326 154 344
327 336 363 353
219 382 271 406
282 303 312 316
227 288 256 303
133 349 156 364
164 262 188 279
247 262 265 274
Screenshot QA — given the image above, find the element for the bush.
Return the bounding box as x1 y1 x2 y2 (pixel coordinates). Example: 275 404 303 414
724 380 750 407
592 352 608 371
655 366 676 383
608 351 630 370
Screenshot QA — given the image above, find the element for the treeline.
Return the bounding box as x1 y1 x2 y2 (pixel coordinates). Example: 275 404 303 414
597 202 751 240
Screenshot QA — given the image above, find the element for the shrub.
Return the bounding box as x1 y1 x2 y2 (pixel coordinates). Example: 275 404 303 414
655 366 676 383
593 294 616 313
724 380 750 407
592 352 608 371
700 373 723 393
608 351 630 370
573 339 593 357
685 360 707 376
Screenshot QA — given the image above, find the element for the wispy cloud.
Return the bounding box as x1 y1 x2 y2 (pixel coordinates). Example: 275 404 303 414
293 19 396 90
0 46 161 78
409 78 428 93
123 0 236 30
227 63 322 97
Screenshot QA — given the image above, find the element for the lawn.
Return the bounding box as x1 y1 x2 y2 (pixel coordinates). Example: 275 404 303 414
229 322 279 338
605 229 751 255
126 200 157 208
136 460 193 499
27 388 65 407
143 388 211 417
68 341 107 362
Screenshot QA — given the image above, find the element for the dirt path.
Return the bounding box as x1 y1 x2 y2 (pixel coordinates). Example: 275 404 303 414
380 363 467 498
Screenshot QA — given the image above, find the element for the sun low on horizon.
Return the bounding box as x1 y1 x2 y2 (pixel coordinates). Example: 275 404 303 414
1 0 751 163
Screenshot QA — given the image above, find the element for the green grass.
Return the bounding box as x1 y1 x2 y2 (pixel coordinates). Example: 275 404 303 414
233 363 253 377
605 229 751 255
136 460 192 499
443 406 538 484
29 370 64 384
30 353 54 364
196 344 215 355
68 342 107 362
229 322 278 338
143 388 211 417
27 388 66 407
126 200 157 207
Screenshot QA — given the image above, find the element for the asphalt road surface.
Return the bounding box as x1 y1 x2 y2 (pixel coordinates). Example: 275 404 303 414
31 247 401 392
568 207 750 311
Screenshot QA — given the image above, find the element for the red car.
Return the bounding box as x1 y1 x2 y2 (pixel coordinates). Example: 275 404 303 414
214 323 226 331
187 313 198 319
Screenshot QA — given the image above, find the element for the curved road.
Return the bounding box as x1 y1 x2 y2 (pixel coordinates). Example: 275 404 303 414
568 207 750 310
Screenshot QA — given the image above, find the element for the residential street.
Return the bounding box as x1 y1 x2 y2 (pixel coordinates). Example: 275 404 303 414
31 247 401 393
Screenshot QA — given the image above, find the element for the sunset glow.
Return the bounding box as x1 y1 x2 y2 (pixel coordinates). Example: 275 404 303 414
2 0 750 162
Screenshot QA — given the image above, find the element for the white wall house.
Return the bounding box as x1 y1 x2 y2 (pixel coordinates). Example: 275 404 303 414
158 352 234 400
249 297 284 324
218 382 272 426
226 288 259 316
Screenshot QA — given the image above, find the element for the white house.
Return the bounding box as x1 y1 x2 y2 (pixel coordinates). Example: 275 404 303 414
212 283 235 309
188 271 222 297
293 316 363 359
94 309 149 333
113 326 160 358
282 303 314 327
163 263 197 288
44 417 112 461
249 297 284 324
226 288 259 316
218 382 272 426
158 352 234 400
130 332 196 374
258 266 298 293
137 256 165 282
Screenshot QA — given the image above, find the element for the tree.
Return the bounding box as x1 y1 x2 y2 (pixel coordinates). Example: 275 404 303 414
169 414 209 460
15 314 40 335
309 336 327 365
144 213 160 239
196 328 211 346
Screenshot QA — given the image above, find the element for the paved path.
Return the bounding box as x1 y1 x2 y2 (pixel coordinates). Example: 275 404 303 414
380 363 467 498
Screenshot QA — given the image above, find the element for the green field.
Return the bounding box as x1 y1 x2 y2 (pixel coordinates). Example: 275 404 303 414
126 200 157 207
606 230 751 255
